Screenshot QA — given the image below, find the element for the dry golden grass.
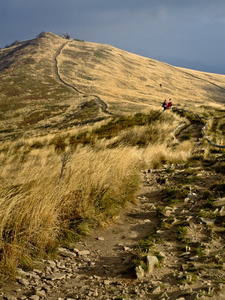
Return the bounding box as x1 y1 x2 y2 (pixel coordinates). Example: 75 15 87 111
0 145 141 273
0 32 224 278
59 39 225 110
141 140 193 169
0 109 194 277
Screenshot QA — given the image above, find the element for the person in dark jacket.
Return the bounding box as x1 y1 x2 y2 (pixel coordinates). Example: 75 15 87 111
162 100 167 111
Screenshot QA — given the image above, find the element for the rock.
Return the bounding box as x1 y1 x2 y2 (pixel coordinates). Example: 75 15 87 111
58 247 76 258
97 237 105 241
127 231 138 239
135 265 145 280
158 251 166 258
181 209 189 215
103 280 112 285
30 296 40 300
184 197 190 203
213 197 225 207
18 278 30 286
171 217 178 225
186 274 192 282
200 217 215 225
189 255 199 261
82 257 90 262
33 269 43 275
123 246 130 252
93 288 99 297
189 222 197 229
143 219 151 224
179 252 190 257
188 192 197 200
3 296 17 300
45 266 52 274
17 268 40 280
164 207 174 217
47 260 57 268
186 246 191 252
219 206 225 216
78 250 91 256
45 272 67 281
56 261 66 269
160 291 169 299
36 288 46 298
149 203 156 209
146 255 158 274
152 285 161 294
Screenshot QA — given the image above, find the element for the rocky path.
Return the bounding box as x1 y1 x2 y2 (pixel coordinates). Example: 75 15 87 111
1 118 225 300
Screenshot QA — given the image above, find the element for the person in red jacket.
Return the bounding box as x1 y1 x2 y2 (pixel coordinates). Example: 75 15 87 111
167 99 173 109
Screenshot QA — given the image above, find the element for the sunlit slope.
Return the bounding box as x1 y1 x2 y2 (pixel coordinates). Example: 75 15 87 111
59 39 225 110
0 32 225 139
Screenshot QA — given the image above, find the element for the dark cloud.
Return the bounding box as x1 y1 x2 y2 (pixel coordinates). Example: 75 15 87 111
0 0 225 74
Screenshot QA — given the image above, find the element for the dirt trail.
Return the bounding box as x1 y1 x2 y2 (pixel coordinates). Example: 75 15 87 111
37 147 225 299
55 42 112 116
1 115 225 299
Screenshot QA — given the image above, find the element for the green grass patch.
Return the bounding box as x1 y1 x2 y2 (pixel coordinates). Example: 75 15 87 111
93 111 163 139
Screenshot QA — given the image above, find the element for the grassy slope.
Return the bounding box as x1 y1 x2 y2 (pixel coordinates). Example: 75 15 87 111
0 32 225 140
0 32 224 278
59 41 225 109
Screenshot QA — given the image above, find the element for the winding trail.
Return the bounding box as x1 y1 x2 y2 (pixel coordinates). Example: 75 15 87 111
172 106 225 149
55 42 113 116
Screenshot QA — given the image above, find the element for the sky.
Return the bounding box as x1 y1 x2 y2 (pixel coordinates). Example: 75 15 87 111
1 0 225 74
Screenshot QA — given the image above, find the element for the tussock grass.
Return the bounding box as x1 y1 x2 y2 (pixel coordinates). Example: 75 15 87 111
0 145 141 276
208 117 225 146
140 140 193 169
0 109 193 277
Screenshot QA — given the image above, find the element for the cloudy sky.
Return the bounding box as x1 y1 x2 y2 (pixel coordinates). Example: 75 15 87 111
1 0 225 74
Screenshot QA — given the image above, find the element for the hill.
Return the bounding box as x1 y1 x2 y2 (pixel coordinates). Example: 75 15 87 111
0 32 225 299
0 32 225 140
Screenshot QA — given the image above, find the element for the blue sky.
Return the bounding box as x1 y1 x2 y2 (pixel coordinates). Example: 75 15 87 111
1 0 225 74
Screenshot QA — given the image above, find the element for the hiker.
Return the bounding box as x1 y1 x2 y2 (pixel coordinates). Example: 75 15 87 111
162 100 167 111
168 99 173 109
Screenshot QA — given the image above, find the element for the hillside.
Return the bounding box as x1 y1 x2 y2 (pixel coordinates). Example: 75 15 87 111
0 32 225 140
0 32 225 299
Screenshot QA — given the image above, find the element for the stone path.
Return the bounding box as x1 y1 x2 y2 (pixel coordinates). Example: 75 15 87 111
1 158 225 299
